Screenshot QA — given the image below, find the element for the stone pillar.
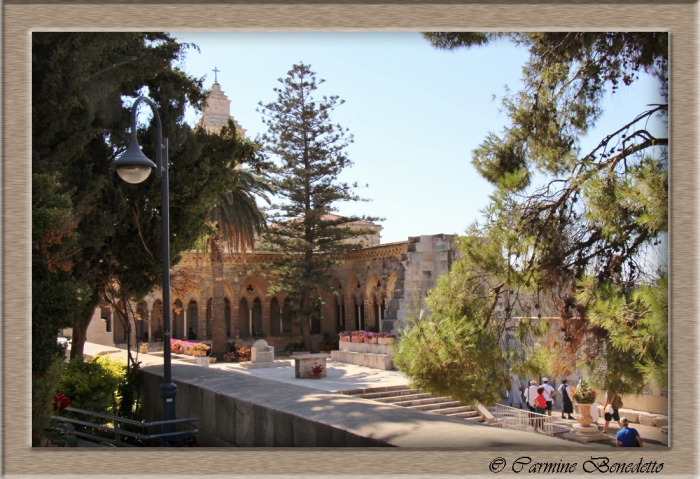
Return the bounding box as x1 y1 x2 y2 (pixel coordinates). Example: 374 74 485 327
182 309 187 341
345 297 355 330
198 302 207 340
146 303 153 341
262 299 271 336
249 307 253 336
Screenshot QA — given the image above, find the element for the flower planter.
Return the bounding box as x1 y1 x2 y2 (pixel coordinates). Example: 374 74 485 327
238 356 250 362
192 350 207 357
139 345 149 354
576 403 594 427
377 338 395 345
351 336 364 343
209 357 217 364
311 373 322 379
339 336 350 342
364 338 378 344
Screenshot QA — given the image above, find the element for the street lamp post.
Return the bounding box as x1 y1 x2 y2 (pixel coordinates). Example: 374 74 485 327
112 96 176 432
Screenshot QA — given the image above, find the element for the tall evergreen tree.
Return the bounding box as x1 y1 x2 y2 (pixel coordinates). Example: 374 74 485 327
395 32 668 400
258 63 378 351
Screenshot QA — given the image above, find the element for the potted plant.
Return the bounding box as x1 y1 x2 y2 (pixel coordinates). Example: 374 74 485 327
171 339 183 354
139 342 149 354
236 346 251 361
571 379 598 427
310 362 324 379
351 331 364 343
153 330 163 342
181 341 194 355
223 351 238 363
192 342 210 357
339 331 351 342
377 333 397 345
363 331 378 344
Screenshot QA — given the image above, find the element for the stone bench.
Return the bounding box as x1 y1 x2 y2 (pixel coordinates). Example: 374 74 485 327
251 339 275 363
293 353 331 379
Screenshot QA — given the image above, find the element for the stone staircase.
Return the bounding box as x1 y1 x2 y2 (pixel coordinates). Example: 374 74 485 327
340 385 484 422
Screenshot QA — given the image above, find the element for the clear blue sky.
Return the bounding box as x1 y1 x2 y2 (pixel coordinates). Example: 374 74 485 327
171 32 666 244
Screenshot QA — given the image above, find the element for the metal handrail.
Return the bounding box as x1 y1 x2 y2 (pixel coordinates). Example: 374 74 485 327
55 406 198 446
493 404 554 437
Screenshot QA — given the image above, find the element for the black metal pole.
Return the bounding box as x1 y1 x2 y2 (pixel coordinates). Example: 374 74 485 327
128 97 176 431
159 136 176 432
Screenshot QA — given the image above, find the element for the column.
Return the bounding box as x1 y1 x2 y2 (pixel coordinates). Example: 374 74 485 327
249 307 253 336
182 309 187 340
146 303 153 342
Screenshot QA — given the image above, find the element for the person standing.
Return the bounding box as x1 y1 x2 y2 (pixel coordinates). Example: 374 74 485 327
523 380 539 430
533 386 548 431
558 378 574 419
616 417 643 447
541 378 556 417
603 390 623 434
508 372 523 408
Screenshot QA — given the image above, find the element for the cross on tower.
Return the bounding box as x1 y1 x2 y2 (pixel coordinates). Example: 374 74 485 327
212 66 220 83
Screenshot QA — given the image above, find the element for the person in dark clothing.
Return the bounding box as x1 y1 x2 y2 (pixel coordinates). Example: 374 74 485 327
188 327 197 340
558 378 575 419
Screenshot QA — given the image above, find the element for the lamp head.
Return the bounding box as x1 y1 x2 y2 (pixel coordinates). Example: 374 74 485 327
112 135 156 184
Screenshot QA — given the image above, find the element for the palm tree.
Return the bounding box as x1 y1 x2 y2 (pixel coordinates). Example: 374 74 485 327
208 168 272 359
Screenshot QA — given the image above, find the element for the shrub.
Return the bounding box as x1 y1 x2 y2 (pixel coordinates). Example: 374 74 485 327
32 355 64 446
57 354 125 417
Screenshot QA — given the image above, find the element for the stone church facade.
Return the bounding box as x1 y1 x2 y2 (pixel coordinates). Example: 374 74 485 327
83 81 457 350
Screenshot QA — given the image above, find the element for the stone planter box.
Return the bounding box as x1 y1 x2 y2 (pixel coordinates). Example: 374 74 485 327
339 336 350 342
377 338 395 345
364 338 378 344
351 336 364 343
193 350 207 357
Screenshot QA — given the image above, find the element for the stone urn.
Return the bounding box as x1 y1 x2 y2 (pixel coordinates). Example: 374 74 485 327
577 403 594 427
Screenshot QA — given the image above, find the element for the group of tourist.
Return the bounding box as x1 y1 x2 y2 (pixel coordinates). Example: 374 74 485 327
507 373 643 447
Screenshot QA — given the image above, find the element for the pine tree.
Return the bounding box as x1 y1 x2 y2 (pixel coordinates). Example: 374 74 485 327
258 63 378 351
396 32 669 399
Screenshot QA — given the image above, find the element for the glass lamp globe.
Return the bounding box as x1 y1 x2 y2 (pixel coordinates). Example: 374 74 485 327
112 139 156 184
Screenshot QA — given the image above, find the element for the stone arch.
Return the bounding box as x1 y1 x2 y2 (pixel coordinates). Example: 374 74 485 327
386 271 398 301
135 300 149 342
172 299 184 340
187 299 199 339
239 276 266 300
329 278 344 332
152 300 164 341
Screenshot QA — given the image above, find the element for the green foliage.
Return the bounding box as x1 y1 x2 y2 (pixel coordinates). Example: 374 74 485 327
32 173 87 376
257 63 379 350
32 356 65 446
420 32 668 394
394 310 509 406
57 354 126 417
32 32 263 360
577 273 667 393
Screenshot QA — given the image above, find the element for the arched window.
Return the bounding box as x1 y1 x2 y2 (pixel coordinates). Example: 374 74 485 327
282 298 294 336
187 300 198 339
225 298 231 337
252 298 263 336
270 298 281 336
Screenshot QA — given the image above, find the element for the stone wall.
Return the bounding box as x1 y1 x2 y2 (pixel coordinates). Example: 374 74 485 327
140 367 392 447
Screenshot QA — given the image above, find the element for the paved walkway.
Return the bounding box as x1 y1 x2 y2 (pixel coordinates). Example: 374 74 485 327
82 342 668 449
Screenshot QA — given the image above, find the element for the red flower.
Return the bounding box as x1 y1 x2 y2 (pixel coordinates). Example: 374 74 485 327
53 392 71 410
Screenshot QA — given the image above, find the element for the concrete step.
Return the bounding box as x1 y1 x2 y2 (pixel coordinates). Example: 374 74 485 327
340 385 409 395
377 393 433 406
387 395 452 406
355 389 419 400
446 410 480 418
433 406 477 415
410 400 463 411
